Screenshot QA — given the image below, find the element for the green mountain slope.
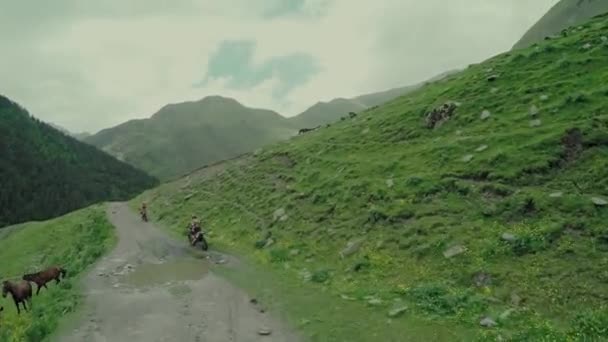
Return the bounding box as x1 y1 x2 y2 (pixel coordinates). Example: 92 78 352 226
85 96 296 180
137 14 608 340
288 98 368 127
513 0 608 50
0 95 158 228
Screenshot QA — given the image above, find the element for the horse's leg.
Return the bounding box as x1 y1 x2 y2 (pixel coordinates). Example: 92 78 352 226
56 276 61 284
14 299 20 315
22 300 28 312
36 284 41 295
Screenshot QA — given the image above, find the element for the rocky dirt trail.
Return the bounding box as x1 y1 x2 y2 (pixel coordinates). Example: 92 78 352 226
53 202 299 342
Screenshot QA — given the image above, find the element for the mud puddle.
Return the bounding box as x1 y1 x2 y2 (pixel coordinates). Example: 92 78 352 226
120 258 210 287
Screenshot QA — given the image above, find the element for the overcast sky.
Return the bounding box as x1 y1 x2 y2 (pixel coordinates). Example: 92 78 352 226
0 0 558 133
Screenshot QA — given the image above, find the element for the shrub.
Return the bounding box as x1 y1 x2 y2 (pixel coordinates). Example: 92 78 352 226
311 269 331 283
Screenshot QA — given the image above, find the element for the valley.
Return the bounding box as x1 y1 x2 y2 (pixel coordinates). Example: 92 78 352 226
2 3 608 341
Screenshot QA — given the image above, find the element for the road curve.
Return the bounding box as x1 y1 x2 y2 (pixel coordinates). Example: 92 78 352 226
53 202 299 342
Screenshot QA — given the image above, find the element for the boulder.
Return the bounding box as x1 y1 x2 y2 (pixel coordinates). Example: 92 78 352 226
499 308 516 321
443 245 466 258
367 298 383 306
273 208 286 221
529 105 539 116
258 327 272 336
340 239 364 258
461 154 474 163
473 272 492 287
386 179 395 188
475 145 488 152
480 317 497 328
480 110 491 120
425 103 457 129
501 233 517 242
388 305 408 318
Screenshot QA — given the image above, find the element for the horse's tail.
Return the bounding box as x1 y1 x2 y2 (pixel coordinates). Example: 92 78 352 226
59 268 67 278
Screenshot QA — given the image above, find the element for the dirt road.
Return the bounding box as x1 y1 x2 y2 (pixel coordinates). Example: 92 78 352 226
54 202 299 342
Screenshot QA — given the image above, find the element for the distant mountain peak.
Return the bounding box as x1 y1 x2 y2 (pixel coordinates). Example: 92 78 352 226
198 95 241 104
513 0 608 50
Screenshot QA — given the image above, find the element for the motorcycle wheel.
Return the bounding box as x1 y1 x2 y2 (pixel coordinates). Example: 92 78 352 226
200 236 209 251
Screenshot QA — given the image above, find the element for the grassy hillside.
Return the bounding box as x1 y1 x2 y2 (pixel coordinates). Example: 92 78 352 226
85 96 296 180
289 70 459 128
136 13 608 341
288 98 368 128
513 0 608 50
0 205 115 342
0 96 158 228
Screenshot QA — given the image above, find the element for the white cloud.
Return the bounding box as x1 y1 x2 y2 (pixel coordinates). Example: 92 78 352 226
0 0 558 132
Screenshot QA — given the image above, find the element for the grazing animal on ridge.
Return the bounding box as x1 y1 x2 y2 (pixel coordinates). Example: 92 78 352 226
298 126 321 135
23 266 67 295
2 280 32 315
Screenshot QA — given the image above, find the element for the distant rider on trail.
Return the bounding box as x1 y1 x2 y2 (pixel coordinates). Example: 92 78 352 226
140 202 148 222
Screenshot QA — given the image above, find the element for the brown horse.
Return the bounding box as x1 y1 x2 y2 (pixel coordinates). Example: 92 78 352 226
23 266 67 295
2 280 32 315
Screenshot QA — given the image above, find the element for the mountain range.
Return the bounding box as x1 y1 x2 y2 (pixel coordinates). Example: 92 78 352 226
84 70 458 180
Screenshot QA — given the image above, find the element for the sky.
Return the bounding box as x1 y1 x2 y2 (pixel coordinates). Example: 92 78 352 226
0 0 558 133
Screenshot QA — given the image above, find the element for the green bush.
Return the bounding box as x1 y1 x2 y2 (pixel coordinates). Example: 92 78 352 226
269 248 290 263
407 284 486 317
569 308 608 339
311 269 331 283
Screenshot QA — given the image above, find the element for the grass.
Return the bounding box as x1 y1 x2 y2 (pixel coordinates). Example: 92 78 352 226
134 14 608 341
0 205 116 342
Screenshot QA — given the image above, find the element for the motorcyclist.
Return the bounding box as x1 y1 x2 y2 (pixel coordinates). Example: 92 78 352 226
188 215 202 246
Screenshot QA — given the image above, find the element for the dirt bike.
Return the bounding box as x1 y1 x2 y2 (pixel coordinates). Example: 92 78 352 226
188 229 208 251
